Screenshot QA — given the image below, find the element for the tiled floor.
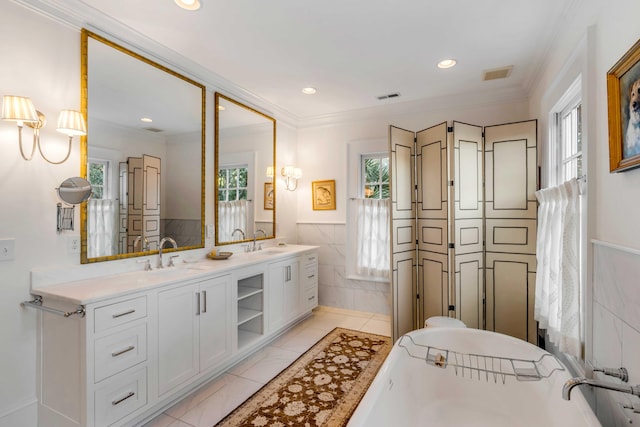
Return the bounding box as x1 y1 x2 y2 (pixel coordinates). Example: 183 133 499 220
143 306 390 427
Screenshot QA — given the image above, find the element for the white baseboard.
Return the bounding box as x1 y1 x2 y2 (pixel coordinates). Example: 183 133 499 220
0 398 37 427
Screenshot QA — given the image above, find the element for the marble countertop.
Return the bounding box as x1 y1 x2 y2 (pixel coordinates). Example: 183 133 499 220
32 245 318 306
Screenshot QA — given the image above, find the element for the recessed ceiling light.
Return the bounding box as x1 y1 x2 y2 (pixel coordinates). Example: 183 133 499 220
302 87 317 95
175 0 201 11
140 117 153 123
217 105 225 111
437 59 457 69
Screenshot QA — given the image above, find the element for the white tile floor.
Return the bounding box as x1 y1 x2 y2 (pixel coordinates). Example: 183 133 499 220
143 306 391 427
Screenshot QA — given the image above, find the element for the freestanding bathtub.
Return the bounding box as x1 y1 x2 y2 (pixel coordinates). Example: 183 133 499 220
348 328 601 426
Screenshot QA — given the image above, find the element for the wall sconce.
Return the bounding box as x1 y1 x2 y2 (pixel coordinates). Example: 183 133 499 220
281 165 302 191
2 95 86 165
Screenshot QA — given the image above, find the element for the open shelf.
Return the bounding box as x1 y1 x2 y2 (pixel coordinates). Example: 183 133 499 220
238 286 263 301
238 308 262 326
237 273 264 349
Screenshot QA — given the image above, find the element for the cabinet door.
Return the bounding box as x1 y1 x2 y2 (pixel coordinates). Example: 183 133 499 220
199 275 233 372
158 283 199 395
283 260 300 323
268 261 285 331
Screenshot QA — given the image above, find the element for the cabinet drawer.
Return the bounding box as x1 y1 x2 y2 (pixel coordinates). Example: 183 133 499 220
95 296 147 333
302 287 318 310
94 323 147 383
301 264 317 289
302 253 317 267
94 367 147 427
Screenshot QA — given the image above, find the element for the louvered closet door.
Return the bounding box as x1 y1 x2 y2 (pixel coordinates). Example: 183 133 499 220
416 122 449 327
484 120 537 344
452 122 484 330
390 126 417 341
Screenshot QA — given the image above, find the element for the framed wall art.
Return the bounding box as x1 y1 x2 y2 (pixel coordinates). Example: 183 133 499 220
264 182 274 210
312 179 336 210
607 38 640 172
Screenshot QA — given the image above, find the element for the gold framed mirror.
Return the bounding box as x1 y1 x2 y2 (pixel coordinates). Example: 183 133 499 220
215 93 276 246
80 29 206 263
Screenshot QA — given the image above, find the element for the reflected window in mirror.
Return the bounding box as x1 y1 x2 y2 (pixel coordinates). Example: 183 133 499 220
81 29 205 263
215 93 276 246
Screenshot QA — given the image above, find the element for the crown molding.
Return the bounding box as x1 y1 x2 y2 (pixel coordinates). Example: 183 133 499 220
13 0 300 128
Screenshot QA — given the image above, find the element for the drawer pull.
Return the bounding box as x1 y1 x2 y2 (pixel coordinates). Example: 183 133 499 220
307 274 315 279
112 391 135 406
202 290 207 313
308 296 315 301
111 345 135 358
196 292 201 316
112 309 135 319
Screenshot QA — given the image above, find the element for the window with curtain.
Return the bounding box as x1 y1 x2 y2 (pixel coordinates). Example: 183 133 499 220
356 154 390 278
218 166 248 201
88 158 109 199
535 79 585 359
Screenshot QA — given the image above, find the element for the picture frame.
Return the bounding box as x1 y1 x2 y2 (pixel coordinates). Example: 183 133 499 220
312 179 336 210
607 38 640 172
264 182 274 210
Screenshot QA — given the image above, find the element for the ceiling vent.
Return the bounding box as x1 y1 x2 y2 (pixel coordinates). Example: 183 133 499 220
143 127 164 133
483 66 513 81
377 92 401 100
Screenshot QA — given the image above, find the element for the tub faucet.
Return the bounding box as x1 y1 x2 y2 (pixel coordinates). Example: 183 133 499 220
562 377 640 400
157 237 178 268
252 229 266 251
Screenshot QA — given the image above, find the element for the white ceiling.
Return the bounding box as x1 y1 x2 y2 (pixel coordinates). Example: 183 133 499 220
75 0 575 120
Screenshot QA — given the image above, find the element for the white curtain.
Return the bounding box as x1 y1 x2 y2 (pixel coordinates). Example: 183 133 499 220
87 199 118 258
355 198 390 278
534 178 581 357
218 200 248 242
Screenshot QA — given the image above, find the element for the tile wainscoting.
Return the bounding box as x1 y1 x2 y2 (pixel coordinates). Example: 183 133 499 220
297 223 391 315
592 240 640 426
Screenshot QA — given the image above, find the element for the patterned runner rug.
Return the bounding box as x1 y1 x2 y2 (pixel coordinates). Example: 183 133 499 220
215 327 392 427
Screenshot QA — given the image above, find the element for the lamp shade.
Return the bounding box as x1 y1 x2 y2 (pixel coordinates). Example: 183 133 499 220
56 110 87 136
2 95 38 123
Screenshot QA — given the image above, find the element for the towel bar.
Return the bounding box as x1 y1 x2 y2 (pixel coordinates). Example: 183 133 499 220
21 295 85 318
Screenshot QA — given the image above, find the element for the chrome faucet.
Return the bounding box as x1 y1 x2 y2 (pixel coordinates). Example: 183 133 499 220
562 377 640 400
157 237 178 268
232 228 246 240
252 229 266 251
133 235 150 252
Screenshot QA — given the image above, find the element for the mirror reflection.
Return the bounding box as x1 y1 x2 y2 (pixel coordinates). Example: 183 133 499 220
215 93 275 246
81 30 205 263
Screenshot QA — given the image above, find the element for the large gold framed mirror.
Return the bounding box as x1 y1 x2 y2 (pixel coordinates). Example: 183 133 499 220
215 93 276 246
80 29 206 263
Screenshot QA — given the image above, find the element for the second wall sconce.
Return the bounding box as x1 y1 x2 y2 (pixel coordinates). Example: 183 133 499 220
281 165 302 191
2 95 86 165
266 165 301 191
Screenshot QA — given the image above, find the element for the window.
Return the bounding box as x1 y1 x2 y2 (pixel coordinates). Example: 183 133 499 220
362 154 389 199
218 166 248 201
558 101 583 183
88 159 109 199
354 153 390 279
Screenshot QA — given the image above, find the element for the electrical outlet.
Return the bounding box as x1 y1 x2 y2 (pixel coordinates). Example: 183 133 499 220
67 236 80 254
0 238 15 261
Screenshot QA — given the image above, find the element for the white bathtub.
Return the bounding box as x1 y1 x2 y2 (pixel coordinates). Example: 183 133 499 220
348 328 601 426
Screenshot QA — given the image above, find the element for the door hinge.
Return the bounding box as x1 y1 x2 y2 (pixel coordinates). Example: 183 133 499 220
448 180 454 187
448 305 455 311
416 239 419 245
414 137 417 143
448 243 455 249
414 184 418 190
447 126 453 133
417 294 420 299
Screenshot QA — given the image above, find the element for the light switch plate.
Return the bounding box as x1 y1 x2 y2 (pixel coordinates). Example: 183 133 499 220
206 224 214 238
0 238 15 261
